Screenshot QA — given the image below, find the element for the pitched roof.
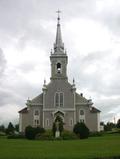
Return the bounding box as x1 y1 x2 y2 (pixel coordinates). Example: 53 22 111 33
19 107 28 113
90 107 101 113
75 93 88 103
30 93 43 104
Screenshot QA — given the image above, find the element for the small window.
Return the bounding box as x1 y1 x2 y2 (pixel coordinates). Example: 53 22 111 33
55 93 59 107
80 110 84 115
80 119 84 123
70 118 73 126
57 63 61 73
60 93 63 107
46 119 49 126
35 110 39 116
34 119 39 127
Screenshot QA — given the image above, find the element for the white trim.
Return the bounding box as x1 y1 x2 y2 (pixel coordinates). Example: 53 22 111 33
76 103 88 106
52 109 66 116
46 118 49 127
19 114 22 132
43 108 75 111
73 92 76 125
54 115 64 122
97 113 100 132
79 109 86 123
33 109 40 127
30 103 43 106
34 109 40 116
43 92 45 128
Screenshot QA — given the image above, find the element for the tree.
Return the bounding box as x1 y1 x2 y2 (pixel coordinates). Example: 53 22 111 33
52 122 56 137
0 125 5 132
25 126 35 139
25 126 45 140
73 122 89 139
104 122 115 131
116 119 120 128
15 124 19 132
6 122 14 135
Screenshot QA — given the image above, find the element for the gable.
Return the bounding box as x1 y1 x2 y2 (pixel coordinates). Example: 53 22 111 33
30 93 43 104
75 93 88 104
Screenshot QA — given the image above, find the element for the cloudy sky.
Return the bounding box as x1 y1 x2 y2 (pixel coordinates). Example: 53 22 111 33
0 0 120 126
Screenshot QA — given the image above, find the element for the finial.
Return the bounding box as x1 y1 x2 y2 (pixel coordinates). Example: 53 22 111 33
44 78 46 85
65 49 67 54
50 49 53 54
73 78 75 84
27 97 30 102
56 9 61 24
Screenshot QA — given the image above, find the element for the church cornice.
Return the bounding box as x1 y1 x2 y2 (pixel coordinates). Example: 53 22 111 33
43 108 76 111
75 103 90 106
27 103 43 106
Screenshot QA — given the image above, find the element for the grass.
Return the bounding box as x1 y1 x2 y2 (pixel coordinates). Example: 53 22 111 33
0 134 120 159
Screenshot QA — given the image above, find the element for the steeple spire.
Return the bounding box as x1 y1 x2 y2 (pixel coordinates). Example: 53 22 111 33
54 10 64 54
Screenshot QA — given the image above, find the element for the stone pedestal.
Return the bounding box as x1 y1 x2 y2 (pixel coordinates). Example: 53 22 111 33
55 130 60 138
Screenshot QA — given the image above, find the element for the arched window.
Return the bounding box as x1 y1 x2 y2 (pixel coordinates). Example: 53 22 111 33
80 110 84 115
46 119 49 126
34 110 39 116
55 92 64 107
69 118 73 126
55 93 59 107
79 109 85 123
34 109 40 127
57 63 61 73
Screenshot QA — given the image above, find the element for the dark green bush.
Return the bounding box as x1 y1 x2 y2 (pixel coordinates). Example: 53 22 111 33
25 126 45 140
7 134 25 139
0 132 6 136
6 122 14 135
35 130 54 140
89 131 103 137
73 122 89 139
61 130 78 140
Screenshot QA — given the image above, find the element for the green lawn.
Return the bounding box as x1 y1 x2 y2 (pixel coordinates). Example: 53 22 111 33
0 134 120 159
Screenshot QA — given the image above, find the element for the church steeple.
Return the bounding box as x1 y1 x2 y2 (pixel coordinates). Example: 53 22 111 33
54 10 64 54
50 11 68 80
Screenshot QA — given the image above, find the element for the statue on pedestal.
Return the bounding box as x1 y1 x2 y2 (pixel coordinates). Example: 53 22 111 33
55 120 60 138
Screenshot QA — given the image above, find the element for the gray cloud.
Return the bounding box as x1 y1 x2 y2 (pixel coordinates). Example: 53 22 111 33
0 48 6 77
0 0 120 124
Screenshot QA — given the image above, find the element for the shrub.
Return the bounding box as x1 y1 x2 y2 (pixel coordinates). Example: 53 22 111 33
116 119 120 128
61 130 78 140
25 126 45 140
0 132 6 136
6 122 14 135
35 130 53 140
73 122 89 139
89 131 103 137
7 134 25 139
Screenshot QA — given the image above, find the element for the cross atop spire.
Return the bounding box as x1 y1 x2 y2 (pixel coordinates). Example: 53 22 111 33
56 10 61 24
54 10 64 54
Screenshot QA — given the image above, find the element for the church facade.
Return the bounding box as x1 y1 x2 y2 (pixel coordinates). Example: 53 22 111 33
19 15 101 133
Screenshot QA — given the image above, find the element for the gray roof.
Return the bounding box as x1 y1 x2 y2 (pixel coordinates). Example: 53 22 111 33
75 93 88 103
90 107 101 113
30 93 43 104
19 107 28 113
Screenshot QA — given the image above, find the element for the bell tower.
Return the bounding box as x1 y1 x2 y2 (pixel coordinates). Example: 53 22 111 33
50 10 68 80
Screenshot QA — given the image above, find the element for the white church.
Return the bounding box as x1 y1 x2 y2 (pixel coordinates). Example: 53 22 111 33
19 13 101 133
